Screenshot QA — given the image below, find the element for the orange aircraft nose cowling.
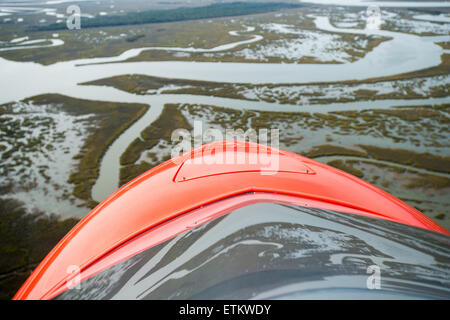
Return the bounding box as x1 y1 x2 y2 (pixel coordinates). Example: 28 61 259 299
13 140 449 300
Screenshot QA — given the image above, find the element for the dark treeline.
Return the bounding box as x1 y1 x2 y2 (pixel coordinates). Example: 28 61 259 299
32 2 304 31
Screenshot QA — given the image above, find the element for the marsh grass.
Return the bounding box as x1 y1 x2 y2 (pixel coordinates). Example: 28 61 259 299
120 104 192 185
359 145 450 174
326 159 364 178
0 198 78 299
26 94 148 207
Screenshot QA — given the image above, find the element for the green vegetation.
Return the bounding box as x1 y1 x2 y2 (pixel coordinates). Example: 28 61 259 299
368 108 444 122
344 36 390 61
26 95 148 207
165 34 390 65
186 104 257 131
86 75 444 134
0 198 78 300
438 42 450 50
120 104 192 186
435 213 446 220
359 145 450 174
305 145 367 158
33 2 303 31
126 34 146 43
326 159 364 178
119 11 389 65
83 75 252 101
404 174 450 190
84 71 449 107
0 17 252 65
0 111 54 181
243 55 450 105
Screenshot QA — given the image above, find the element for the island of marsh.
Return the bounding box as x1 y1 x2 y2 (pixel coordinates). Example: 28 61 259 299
0 94 149 214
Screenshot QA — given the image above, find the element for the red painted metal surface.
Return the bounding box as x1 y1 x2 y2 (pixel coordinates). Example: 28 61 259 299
42 192 400 300
13 140 449 300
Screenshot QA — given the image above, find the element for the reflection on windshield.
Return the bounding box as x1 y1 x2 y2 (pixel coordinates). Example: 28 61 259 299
56 203 450 300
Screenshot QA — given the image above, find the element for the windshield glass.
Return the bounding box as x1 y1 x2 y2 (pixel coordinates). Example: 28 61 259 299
55 202 450 300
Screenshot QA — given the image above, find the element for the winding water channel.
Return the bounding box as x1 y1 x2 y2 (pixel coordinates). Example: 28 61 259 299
1 16 448 103
0 13 449 202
